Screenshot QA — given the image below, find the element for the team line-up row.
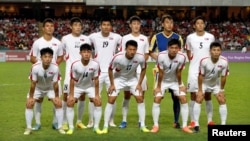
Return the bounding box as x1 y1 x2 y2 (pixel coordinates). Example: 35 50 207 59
23 15 229 135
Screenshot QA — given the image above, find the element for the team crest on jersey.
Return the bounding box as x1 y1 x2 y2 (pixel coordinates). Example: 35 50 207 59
217 65 222 68
174 60 178 63
89 68 94 71
48 72 54 74
133 61 138 63
109 37 114 40
52 43 57 46
140 38 144 41
80 39 85 41
204 38 209 40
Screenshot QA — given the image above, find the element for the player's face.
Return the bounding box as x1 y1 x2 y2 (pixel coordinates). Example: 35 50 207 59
162 18 173 32
129 20 141 34
100 21 112 34
193 19 205 32
41 53 53 67
43 22 54 36
168 44 179 58
210 46 221 60
71 22 82 36
80 50 92 61
125 45 137 59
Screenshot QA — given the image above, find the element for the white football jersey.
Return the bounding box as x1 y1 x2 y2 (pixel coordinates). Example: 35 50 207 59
185 32 215 73
29 62 59 90
89 32 122 72
157 51 186 83
29 37 63 63
110 52 146 80
199 56 229 86
121 34 149 73
61 33 91 73
70 60 100 89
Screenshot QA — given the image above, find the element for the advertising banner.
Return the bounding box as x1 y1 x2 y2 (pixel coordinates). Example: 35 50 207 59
5 51 30 62
221 52 250 62
0 52 6 62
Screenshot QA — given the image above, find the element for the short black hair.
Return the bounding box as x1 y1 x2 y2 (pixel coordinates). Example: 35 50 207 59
210 41 222 50
80 43 92 51
161 14 173 23
129 15 141 24
70 17 82 25
125 40 138 49
192 16 206 25
168 38 181 47
40 47 53 56
100 16 112 24
42 18 54 27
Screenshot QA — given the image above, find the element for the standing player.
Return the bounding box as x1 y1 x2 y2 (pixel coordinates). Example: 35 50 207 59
66 44 102 135
102 40 150 134
88 17 122 128
61 17 91 130
193 42 228 132
119 15 149 128
29 18 64 130
24 47 65 135
150 39 193 133
149 14 183 128
185 16 215 128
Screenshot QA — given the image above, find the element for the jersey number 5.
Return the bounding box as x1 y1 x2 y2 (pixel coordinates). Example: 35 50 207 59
199 42 203 49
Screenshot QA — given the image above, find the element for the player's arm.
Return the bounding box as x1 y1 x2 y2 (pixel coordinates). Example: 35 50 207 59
176 68 185 92
144 53 149 61
30 56 37 64
149 35 157 60
156 67 163 89
29 80 36 98
56 55 64 65
196 72 204 103
220 76 226 91
69 77 75 98
138 65 146 86
93 76 99 97
186 50 192 61
53 81 59 97
108 67 114 86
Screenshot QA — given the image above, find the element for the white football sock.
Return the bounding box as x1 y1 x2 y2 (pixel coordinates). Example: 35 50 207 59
152 103 160 127
122 99 129 122
77 100 85 123
34 102 41 125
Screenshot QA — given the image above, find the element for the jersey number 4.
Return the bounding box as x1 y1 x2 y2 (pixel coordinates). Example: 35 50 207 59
83 72 88 78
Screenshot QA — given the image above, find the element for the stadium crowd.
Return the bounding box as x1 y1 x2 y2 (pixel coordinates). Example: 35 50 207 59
0 16 249 51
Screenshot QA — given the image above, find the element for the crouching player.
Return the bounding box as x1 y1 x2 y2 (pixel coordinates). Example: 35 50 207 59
193 42 229 132
150 39 193 133
24 47 65 135
66 44 102 135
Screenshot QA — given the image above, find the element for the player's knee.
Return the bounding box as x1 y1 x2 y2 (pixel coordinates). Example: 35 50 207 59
26 101 34 109
154 96 162 103
178 96 187 104
218 95 226 104
196 95 204 103
136 96 144 103
108 97 116 104
94 101 102 107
